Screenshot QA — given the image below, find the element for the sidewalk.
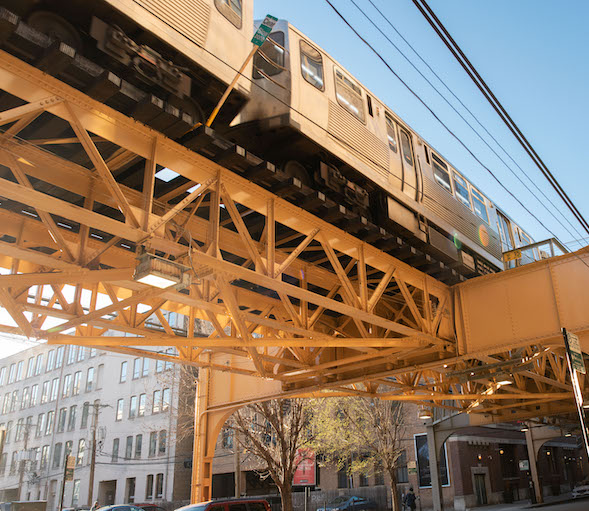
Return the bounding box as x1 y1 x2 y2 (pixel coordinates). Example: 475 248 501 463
458 492 587 510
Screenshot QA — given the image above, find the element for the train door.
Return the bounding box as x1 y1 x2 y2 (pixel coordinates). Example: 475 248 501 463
497 211 516 268
385 113 403 192
398 126 418 201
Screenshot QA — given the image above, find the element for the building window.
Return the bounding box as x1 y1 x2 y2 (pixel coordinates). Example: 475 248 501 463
375 460 385 486
155 473 164 498
45 410 54 435
58 407 67 432
156 359 164 373
396 450 408 483
72 372 81 395
0 367 5 386
41 445 50 469
120 361 128 383
41 381 49 404
146 474 154 499
300 39 324 90
112 438 119 463
116 399 124 421
4 420 12 443
15 418 24 441
72 480 80 506
86 367 95 392
50 377 59 401
81 402 90 429
78 348 85 362
68 405 77 431
152 391 161 414
2 393 9 414
36 414 45 438
55 346 64 368
67 346 77 365
149 432 157 457
135 434 143 458
125 436 133 459
89 348 97 358
142 358 149 377
126 477 136 503
337 462 349 488
165 348 175 370
16 360 23 381
21 387 30 409
138 394 146 417
221 428 233 449
8 363 15 384
65 440 73 458
414 434 449 488
53 443 62 468
158 430 167 455
47 350 55 372
129 396 138 419
10 390 18 412
30 384 38 407
133 358 141 379
26 357 35 378
76 439 86 466
0 452 6 475
34 354 43 376
62 375 72 398
162 388 170 412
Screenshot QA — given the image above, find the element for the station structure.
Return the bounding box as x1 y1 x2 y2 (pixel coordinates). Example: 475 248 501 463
0 51 587 510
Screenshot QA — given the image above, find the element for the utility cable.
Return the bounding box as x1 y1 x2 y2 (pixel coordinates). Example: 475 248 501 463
359 0 583 243
412 0 589 235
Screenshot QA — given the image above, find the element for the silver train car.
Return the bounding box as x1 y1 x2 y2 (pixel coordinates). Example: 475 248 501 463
227 20 539 274
2 0 254 125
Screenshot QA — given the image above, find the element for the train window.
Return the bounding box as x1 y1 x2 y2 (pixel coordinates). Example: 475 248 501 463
431 153 451 193
367 95 374 117
399 128 414 167
453 173 471 209
471 187 489 224
215 0 242 29
253 32 285 79
300 40 324 90
385 114 398 153
334 69 365 123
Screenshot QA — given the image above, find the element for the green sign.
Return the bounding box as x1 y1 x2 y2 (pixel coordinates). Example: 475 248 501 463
251 15 278 47
567 332 586 374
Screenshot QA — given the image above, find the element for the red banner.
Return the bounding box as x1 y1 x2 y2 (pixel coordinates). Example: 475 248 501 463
293 448 316 486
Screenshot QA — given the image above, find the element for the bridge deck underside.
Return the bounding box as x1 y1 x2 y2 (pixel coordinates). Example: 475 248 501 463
0 50 584 438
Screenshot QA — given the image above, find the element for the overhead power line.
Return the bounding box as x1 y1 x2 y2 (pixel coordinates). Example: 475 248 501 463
411 0 589 236
358 0 583 243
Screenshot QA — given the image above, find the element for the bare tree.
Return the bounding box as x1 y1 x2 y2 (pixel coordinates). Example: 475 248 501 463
227 399 313 511
312 397 406 511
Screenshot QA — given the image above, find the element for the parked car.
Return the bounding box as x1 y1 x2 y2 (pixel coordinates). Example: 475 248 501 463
317 496 377 511
133 505 166 511
175 498 270 511
96 505 145 511
572 477 589 498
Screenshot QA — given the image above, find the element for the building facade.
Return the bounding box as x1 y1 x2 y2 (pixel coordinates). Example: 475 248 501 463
0 342 195 510
209 403 587 511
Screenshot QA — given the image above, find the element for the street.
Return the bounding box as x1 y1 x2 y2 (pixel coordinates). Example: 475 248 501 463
480 497 589 511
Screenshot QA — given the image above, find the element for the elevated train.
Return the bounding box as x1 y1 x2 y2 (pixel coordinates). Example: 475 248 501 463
0 0 539 278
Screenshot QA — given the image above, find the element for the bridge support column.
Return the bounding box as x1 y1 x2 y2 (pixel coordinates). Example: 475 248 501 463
426 424 444 511
524 424 543 504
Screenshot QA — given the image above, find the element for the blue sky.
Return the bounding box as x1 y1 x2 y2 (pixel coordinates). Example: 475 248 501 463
253 0 589 248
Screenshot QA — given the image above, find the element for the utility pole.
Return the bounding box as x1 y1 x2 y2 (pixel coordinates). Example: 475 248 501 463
17 422 31 500
88 401 109 506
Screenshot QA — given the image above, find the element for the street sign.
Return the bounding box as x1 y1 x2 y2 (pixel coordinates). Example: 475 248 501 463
64 455 75 481
251 15 278 47
293 448 316 486
566 331 586 374
518 460 529 471
407 461 417 475
503 249 522 262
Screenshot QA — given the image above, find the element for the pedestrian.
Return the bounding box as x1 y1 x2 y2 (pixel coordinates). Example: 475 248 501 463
405 487 417 511
91 500 100 511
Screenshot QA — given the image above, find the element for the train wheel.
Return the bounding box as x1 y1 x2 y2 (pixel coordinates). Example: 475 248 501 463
282 160 311 187
28 11 82 52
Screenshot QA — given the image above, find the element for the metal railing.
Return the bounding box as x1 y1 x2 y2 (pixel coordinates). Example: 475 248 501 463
502 238 569 269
